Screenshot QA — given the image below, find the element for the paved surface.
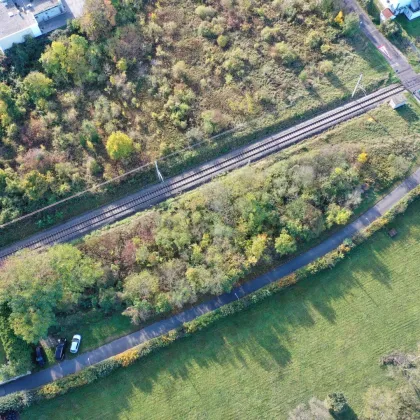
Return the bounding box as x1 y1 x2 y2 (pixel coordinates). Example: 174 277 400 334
0 84 403 260
1 165 420 397
345 0 420 98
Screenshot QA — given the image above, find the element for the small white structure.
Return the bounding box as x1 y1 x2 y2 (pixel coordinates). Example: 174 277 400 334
380 0 420 20
389 93 407 109
0 0 72 54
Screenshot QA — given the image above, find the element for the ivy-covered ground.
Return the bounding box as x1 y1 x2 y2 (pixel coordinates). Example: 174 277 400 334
24 156 420 419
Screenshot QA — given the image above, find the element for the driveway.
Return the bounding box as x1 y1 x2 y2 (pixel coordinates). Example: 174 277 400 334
1 165 420 397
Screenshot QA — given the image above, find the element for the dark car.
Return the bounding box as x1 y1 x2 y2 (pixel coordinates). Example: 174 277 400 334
55 338 67 361
35 346 45 367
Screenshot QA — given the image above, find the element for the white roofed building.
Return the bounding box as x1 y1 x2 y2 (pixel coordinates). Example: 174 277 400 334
379 0 420 19
0 0 84 54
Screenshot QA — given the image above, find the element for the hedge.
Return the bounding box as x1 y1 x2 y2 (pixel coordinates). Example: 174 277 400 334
2 185 420 415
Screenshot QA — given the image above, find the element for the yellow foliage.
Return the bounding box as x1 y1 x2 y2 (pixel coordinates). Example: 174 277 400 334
334 11 344 25
115 348 139 367
39 383 61 399
278 273 298 288
358 152 368 164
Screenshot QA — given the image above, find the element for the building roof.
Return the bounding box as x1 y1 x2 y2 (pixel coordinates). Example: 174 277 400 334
17 0 62 16
0 1 36 39
390 93 407 104
381 7 395 19
0 0 62 40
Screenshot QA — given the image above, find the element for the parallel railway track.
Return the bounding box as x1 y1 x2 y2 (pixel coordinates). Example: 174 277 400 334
0 83 405 260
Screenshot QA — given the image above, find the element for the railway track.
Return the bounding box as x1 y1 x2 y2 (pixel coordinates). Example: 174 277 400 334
0 83 405 261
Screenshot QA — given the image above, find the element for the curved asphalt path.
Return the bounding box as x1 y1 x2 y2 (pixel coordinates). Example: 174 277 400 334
1 165 420 397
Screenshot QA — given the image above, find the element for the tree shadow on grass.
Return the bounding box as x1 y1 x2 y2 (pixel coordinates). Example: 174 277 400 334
326 73 351 95
36 212 420 419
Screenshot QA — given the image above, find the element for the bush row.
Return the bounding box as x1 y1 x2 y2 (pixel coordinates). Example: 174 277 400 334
2 185 420 414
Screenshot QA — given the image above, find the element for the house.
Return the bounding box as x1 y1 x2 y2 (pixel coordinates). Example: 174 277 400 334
380 0 420 20
389 93 407 109
380 7 395 21
0 0 84 54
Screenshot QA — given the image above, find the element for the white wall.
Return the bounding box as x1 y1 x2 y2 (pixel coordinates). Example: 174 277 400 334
35 5 64 22
0 23 41 53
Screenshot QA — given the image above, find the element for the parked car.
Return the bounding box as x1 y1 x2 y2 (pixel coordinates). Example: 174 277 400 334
35 346 45 367
55 338 67 361
70 334 81 354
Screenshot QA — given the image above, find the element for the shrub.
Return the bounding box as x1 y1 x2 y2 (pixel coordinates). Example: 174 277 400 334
114 348 139 367
260 26 281 43
217 34 229 48
318 60 333 75
195 5 217 20
0 391 35 414
343 13 360 37
305 30 323 49
271 42 297 65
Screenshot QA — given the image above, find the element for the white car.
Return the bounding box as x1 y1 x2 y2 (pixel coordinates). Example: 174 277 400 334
70 334 82 354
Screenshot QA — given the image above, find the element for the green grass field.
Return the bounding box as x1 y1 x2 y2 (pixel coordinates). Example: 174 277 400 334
24 191 420 419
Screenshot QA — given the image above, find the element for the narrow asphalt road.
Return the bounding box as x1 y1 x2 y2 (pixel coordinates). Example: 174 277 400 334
1 165 420 397
345 0 420 97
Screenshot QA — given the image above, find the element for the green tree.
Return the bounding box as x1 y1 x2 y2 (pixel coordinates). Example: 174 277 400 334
106 131 134 160
0 245 102 343
40 35 94 85
22 72 54 104
326 204 351 228
324 392 350 417
275 230 297 256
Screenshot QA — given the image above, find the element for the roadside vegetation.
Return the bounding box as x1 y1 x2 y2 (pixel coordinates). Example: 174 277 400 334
0 0 390 232
0 101 419 382
21 192 420 419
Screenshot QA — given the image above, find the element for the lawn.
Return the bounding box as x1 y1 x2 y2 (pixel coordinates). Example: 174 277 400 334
397 15 420 38
24 191 420 419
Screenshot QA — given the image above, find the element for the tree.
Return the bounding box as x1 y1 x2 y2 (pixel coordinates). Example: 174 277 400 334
0 245 102 343
326 204 352 228
324 392 350 417
106 131 134 160
22 72 54 104
80 0 117 41
245 234 268 265
275 230 297 256
40 35 94 86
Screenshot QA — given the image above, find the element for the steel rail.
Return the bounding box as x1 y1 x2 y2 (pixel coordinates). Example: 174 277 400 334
0 84 405 260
